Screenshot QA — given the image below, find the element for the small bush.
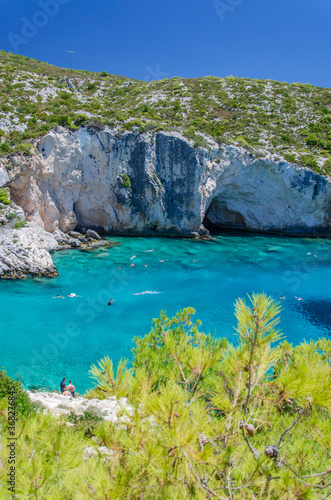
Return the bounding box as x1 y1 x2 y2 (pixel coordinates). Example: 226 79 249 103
14 220 27 229
0 187 10 205
299 154 318 169
57 115 72 127
0 370 36 417
0 142 11 153
74 114 88 126
14 143 33 155
6 212 17 220
284 152 296 163
87 83 97 91
120 174 131 189
322 158 331 175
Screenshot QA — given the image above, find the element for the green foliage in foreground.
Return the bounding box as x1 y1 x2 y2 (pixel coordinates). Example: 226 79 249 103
0 370 35 417
1 294 331 499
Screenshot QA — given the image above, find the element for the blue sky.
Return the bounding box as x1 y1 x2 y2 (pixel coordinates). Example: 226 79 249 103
0 0 330 87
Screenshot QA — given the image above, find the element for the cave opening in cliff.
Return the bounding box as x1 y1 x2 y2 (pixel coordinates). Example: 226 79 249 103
203 197 247 234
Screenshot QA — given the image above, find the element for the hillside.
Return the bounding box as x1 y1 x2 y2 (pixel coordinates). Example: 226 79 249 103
0 51 330 176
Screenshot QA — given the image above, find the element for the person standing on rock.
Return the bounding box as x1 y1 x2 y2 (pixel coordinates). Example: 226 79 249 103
60 377 66 393
66 380 76 398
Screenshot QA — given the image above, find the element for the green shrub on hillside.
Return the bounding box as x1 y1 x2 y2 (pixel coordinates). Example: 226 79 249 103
120 174 131 189
13 220 27 229
322 158 331 175
0 370 36 416
0 142 10 154
0 187 10 205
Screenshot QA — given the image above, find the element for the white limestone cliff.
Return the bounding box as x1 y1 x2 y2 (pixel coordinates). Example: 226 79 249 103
0 127 330 278
7 127 331 237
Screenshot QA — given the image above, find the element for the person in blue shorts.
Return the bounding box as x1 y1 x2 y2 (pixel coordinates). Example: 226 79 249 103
66 380 76 398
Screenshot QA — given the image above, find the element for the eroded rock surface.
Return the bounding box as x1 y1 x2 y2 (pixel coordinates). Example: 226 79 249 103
0 224 58 278
7 128 330 237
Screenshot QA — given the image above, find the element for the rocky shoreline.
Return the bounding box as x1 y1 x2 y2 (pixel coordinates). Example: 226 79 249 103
0 219 115 279
27 390 131 422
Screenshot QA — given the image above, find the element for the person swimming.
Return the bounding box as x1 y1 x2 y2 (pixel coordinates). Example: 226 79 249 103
108 299 113 306
53 295 65 299
68 293 80 298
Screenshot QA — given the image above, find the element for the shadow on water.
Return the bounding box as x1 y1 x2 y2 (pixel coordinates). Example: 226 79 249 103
294 299 331 334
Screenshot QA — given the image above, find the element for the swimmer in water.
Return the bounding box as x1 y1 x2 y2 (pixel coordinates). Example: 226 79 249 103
130 255 136 260
68 293 80 298
53 295 65 299
108 299 113 306
144 264 148 267
159 260 164 263
117 266 121 270
280 296 285 300
295 296 303 301
130 263 135 267
144 249 154 253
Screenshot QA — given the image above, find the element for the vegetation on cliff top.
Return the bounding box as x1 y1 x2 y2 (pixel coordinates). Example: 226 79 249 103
1 294 331 499
0 51 330 175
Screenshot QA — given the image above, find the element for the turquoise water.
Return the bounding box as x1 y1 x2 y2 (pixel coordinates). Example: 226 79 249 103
1 234 330 392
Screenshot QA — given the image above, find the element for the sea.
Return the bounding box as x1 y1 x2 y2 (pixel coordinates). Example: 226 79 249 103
1 233 330 392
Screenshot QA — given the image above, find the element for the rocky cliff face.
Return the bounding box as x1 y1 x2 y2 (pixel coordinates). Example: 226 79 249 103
0 127 330 278
0 224 58 278
6 127 331 238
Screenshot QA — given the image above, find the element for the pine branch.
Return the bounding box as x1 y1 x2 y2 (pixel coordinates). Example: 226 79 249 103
183 451 227 500
277 409 305 449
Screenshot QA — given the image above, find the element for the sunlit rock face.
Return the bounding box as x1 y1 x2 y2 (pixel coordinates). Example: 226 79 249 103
6 127 331 237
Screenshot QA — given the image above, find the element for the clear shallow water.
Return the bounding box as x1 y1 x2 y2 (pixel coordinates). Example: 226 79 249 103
1 234 330 392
